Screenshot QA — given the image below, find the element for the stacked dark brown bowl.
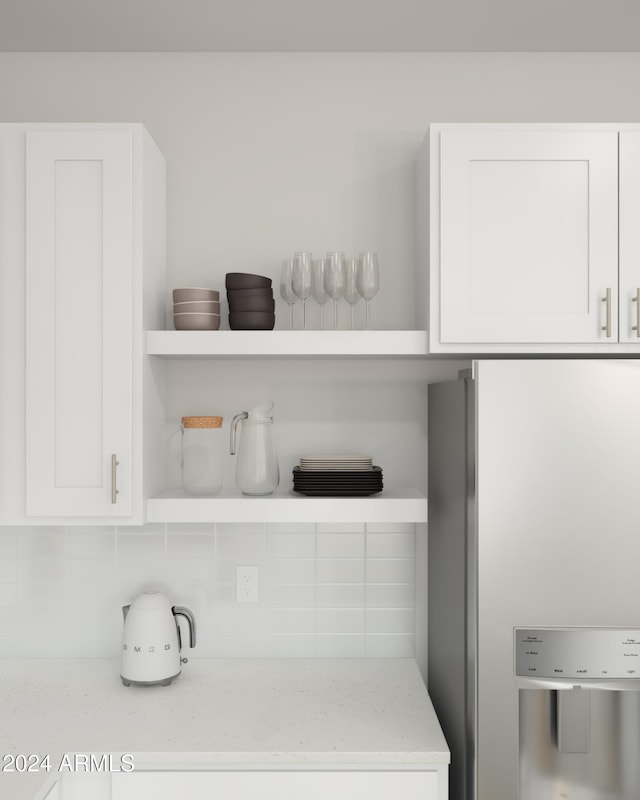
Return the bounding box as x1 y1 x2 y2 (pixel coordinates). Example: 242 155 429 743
226 273 275 330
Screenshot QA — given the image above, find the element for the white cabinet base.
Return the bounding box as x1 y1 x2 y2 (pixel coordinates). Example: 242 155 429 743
112 769 444 800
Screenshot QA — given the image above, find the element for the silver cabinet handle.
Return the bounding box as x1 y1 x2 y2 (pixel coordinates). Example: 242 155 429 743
111 454 120 504
632 289 640 337
601 288 612 338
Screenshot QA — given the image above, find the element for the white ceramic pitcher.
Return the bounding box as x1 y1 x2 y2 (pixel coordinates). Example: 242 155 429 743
230 401 280 496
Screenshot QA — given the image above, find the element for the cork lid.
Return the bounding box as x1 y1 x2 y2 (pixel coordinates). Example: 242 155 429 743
182 416 223 429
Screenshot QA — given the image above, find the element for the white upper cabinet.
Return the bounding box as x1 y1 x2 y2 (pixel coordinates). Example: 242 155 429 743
26 131 135 517
619 132 640 343
0 124 166 524
423 124 640 353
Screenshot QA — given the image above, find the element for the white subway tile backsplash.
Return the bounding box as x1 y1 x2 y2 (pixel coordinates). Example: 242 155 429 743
167 557 214 584
266 634 316 657
0 635 17 657
317 532 364 558
167 534 214 560
263 583 315 607
67 557 115 584
366 558 414 584
366 609 415 635
214 583 236 605
366 634 415 658
0 583 17 608
264 558 315 584
365 523 413 534
117 533 165 559
18 530 66 559
66 600 121 633
267 608 315 634
16 582 65 608
316 635 366 657
0 531 17 558
67 581 117 607
19 602 65 632
216 522 265 536
367 532 415 558
317 559 364 584
316 609 365 635
217 633 267 657
0 560 17 583
267 532 315 558
17 558 66 584
0 521 417 658
366 584 415 608
217 606 267 635
316 584 364 608
67 529 116 558
117 533 166 587
0 606 16 628
216 558 265 585
166 523 215 536
216 532 266 560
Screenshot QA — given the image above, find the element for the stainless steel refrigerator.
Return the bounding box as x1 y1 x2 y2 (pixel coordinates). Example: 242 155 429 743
428 360 640 800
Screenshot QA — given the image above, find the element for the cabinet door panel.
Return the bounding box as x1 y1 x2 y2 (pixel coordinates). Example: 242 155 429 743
112 770 439 800
438 130 618 344
619 132 640 343
25 131 133 517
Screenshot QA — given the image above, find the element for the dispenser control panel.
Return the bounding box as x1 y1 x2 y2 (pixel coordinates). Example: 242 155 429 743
515 628 640 679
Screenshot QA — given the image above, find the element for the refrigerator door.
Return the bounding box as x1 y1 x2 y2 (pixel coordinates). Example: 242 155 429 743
428 372 476 800
475 360 640 800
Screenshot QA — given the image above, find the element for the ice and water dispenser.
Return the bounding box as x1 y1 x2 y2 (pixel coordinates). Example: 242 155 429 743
515 628 640 799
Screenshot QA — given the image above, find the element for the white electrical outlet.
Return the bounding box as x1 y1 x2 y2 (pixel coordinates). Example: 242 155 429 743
236 565 259 603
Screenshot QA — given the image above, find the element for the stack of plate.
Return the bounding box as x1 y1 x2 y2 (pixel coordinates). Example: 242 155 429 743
226 273 275 330
173 287 220 330
293 455 383 496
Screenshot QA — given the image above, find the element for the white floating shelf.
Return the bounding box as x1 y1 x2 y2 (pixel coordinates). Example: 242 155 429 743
146 489 428 524
146 330 429 357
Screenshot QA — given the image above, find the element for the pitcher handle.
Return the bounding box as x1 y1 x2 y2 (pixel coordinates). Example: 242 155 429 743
230 412 248 455
169 424 184 467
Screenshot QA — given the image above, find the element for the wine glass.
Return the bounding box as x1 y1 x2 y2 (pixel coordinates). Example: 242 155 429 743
344 257 360 329
356 251 380 330
292 252 313 329
312 257 330 329
279 258 297 330
324 252 346 329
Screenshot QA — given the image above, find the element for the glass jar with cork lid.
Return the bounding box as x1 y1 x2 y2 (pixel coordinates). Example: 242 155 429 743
172 415 224 496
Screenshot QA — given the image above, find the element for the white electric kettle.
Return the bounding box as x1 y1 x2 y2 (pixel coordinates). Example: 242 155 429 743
120 590 196 687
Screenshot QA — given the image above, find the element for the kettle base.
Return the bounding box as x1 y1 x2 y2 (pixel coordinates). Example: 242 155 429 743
120 671 180 687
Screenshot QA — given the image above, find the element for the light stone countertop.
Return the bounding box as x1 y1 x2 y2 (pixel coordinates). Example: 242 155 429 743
0 657 449 800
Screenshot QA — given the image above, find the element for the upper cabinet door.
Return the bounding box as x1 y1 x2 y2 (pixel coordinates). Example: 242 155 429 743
25 131 133 517
435 129 619 345
619 132 640 343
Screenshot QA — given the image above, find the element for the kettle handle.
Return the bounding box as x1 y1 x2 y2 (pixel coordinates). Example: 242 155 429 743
173 605 196 648
230 412 248 455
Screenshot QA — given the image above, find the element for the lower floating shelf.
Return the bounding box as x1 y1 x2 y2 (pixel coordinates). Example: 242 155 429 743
146 489 428 524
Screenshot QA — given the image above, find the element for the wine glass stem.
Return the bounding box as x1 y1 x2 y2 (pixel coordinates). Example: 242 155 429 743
289 303 294 330
320 305 324 330
366 300 371 330
350 305 354 330
302 300 306 330
333 300 338 330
